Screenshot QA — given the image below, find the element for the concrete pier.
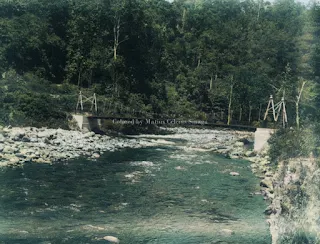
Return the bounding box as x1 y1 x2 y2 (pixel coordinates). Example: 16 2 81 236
254 128 275 152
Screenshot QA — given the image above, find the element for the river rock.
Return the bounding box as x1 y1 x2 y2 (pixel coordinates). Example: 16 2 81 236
15 153 26 158
260 179 273 189
84 132 95 138
9 156 20 164
264 205 276 215
234 141 244 147
29 137 38 143
103 235 120 243
37 131 54 138
0 145 4 152
0 134 5 143
37 142 47 148
21 136 31 142
265 171 273 177
230 148 243 157
92 153 100 158
11 131 25 141
244 150 255 157
175 166 186 170
3 145 15 154
220 228 234 236
230 172 240 176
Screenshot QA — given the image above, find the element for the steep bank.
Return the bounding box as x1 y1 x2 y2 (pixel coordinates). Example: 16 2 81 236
265 157 320 243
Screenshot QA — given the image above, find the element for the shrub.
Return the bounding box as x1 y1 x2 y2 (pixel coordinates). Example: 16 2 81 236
268 126 318 163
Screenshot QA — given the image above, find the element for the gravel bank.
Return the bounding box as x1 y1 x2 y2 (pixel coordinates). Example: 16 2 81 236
0 126 259 167
0 126 146 166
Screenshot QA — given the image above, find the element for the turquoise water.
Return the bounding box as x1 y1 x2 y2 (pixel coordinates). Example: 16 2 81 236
0 145 271 243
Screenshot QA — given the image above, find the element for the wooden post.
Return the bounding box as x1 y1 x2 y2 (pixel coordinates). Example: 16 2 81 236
264 95 276 121
76 91 84 112
90 93 97 113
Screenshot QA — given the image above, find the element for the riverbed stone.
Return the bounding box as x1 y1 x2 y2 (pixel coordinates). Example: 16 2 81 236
92 153 100 158
245 150 255 157
3 145 14 154
11 131 25 141
84 131 95 138
220 228 234 236
9 156 20 164
234 141 244 147
0 134 5 143
15 153 26 158
29 137 38 143
260 179 273 189
102 236 120 243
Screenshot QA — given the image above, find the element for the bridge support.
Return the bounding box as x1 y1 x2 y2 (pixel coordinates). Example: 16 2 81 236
72 114 90 131
71 114 101 132
254 128 275 152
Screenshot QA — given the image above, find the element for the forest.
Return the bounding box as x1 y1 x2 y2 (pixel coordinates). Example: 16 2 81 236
0 0 319 131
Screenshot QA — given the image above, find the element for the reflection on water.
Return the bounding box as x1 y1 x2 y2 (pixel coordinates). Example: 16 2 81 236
0 146 271 243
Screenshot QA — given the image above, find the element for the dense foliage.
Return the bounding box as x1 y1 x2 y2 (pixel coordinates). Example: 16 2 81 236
268 126 319 163
0 0 320 127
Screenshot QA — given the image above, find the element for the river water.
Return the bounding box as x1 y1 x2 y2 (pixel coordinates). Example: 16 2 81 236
0 142 271 243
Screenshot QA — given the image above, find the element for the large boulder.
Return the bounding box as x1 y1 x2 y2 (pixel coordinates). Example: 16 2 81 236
103 236 120 243
260 178 273 189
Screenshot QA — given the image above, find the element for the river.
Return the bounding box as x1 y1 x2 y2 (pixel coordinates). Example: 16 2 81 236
0 139 271 243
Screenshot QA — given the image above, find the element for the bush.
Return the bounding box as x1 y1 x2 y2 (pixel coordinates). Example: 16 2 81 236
268 126 318 163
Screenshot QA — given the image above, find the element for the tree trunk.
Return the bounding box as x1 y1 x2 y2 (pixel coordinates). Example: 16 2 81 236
295 101 299 129
182 8 187 33
227 78 233 125
197 55 201 68
113 17 120 61
295 81 306 129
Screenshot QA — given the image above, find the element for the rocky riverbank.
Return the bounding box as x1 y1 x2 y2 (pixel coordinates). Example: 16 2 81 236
0 126 146 167
262 157 320 244
0 126 260 167
132 127 257 157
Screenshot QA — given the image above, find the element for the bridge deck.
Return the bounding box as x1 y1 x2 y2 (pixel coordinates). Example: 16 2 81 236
86 116 257 131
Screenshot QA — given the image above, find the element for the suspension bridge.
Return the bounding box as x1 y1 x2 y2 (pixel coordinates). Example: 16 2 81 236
72 91 288 152
73 91 288 130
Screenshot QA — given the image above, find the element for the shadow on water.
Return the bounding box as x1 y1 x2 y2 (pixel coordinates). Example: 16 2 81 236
0 147 271 243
